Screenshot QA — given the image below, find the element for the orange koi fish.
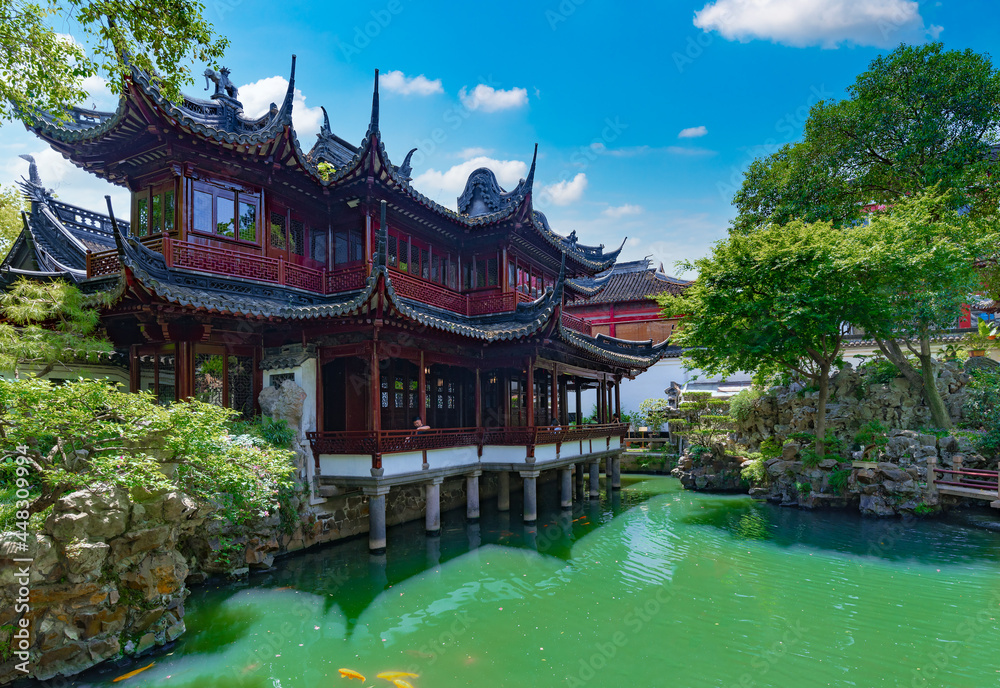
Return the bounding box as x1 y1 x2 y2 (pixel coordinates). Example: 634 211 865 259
338 668 366 681
112 662 155 682
376 671 420 680
393 680 415 688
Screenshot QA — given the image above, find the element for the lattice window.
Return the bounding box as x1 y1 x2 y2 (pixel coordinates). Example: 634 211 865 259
411 244 420 275
487 258 498 287
270 212 287 249
164 190 175 232
270 372 295 388
310 228 327 264
334 230 348 265
432 255 440 283
381 377 389 408
387 236 397 267
239 201 257 243
290 219 305 256
136 196 149 237
350 227 363 262
228 355 254 418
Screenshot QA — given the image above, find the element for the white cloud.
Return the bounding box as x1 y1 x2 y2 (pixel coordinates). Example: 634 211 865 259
237 75 325 140
455 147 492 159
380 70 443 96
602 204 643 218
411 156 529 209
458 84 529 113
678 125 708 139
589 142 716 158
539 173 588 207
693 0 943 48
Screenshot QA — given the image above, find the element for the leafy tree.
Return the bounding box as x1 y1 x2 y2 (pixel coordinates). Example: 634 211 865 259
659 221 869 456
638 397 671 430
1 0 229 124
668 391 733 461
0 277 113 376
0 185 24 258
842 191 993 429
731 43 1000 234
0 376 294 523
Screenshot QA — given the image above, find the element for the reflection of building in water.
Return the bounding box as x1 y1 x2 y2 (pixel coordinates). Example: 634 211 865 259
6 58 674 552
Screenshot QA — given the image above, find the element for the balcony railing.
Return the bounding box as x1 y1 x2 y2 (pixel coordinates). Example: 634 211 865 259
307 423 628 470
84 238 563 321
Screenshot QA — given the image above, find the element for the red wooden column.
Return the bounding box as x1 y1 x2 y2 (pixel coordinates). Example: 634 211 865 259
370 342 381 432
597 376 605 423
418 352 427 423
475 367 482 428
614 377 621 421
551 365 559 427
574 379 582 425
526 360 535 428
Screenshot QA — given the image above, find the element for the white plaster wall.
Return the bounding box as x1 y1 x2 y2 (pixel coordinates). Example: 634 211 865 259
381 451 425 476
425 446 480 470
535 444 558 461
481 445 530 463
319 454 372 477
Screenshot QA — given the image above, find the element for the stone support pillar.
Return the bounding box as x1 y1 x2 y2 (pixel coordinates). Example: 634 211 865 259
575 462 585 498
364 486 390 554
589 459 601 499
466 471 481 522
425 478 443 536
498 471 510 512
611 454 622 490
560 467 573 508
521 470 540 524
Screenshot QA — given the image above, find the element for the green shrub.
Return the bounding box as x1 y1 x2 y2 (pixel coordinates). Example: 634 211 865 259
0 377 296 529
854 420 889 456
828 468 851 494
858 355 901 384
795 481 812 495
729 388 764 423
759 436 783 460
741 455 769 486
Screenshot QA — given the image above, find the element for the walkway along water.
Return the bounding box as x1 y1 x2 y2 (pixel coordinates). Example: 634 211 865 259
62 476 1000 688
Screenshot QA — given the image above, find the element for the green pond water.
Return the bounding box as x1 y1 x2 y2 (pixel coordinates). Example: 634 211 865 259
64 476 1000 688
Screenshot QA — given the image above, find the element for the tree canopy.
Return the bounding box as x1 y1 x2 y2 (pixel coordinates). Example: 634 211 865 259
731 43 1000 234
658 219 869 455
0 184 24 258
1 0 228 124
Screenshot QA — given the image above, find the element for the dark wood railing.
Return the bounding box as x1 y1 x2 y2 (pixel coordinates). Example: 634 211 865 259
562 311 592 335
85 238 566 320
307 423 628 471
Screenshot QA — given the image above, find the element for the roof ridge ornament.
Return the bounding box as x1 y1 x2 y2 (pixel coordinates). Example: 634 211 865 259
367 68 380 138
204 66 240 102
398 147 417 181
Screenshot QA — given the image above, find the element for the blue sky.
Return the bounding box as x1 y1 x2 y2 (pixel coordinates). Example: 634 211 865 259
2 0 997 273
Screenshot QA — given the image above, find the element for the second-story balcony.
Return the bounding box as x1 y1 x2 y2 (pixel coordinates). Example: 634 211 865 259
88 237 593 330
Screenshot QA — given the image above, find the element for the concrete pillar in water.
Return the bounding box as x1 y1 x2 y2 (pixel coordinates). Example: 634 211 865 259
467 521 482 549
521 470 540 524
575 462 585 499
589 459 601 499
611 454 622 490
498 471 510 512
364 486 390 554
560 467 573 508
466 471 481 522
425 478 443 537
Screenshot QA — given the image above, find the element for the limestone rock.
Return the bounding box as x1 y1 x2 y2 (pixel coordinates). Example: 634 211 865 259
258 380 307 434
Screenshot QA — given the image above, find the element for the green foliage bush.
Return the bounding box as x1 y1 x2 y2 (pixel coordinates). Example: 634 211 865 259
0 377 296 529
963 369 1000 458
854 420 889 456
740 456 769 486
729 388 764 423
828 468 851 494
857 355 901 384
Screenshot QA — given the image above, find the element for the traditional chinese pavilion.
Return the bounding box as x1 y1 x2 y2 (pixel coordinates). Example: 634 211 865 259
7 57 670 551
